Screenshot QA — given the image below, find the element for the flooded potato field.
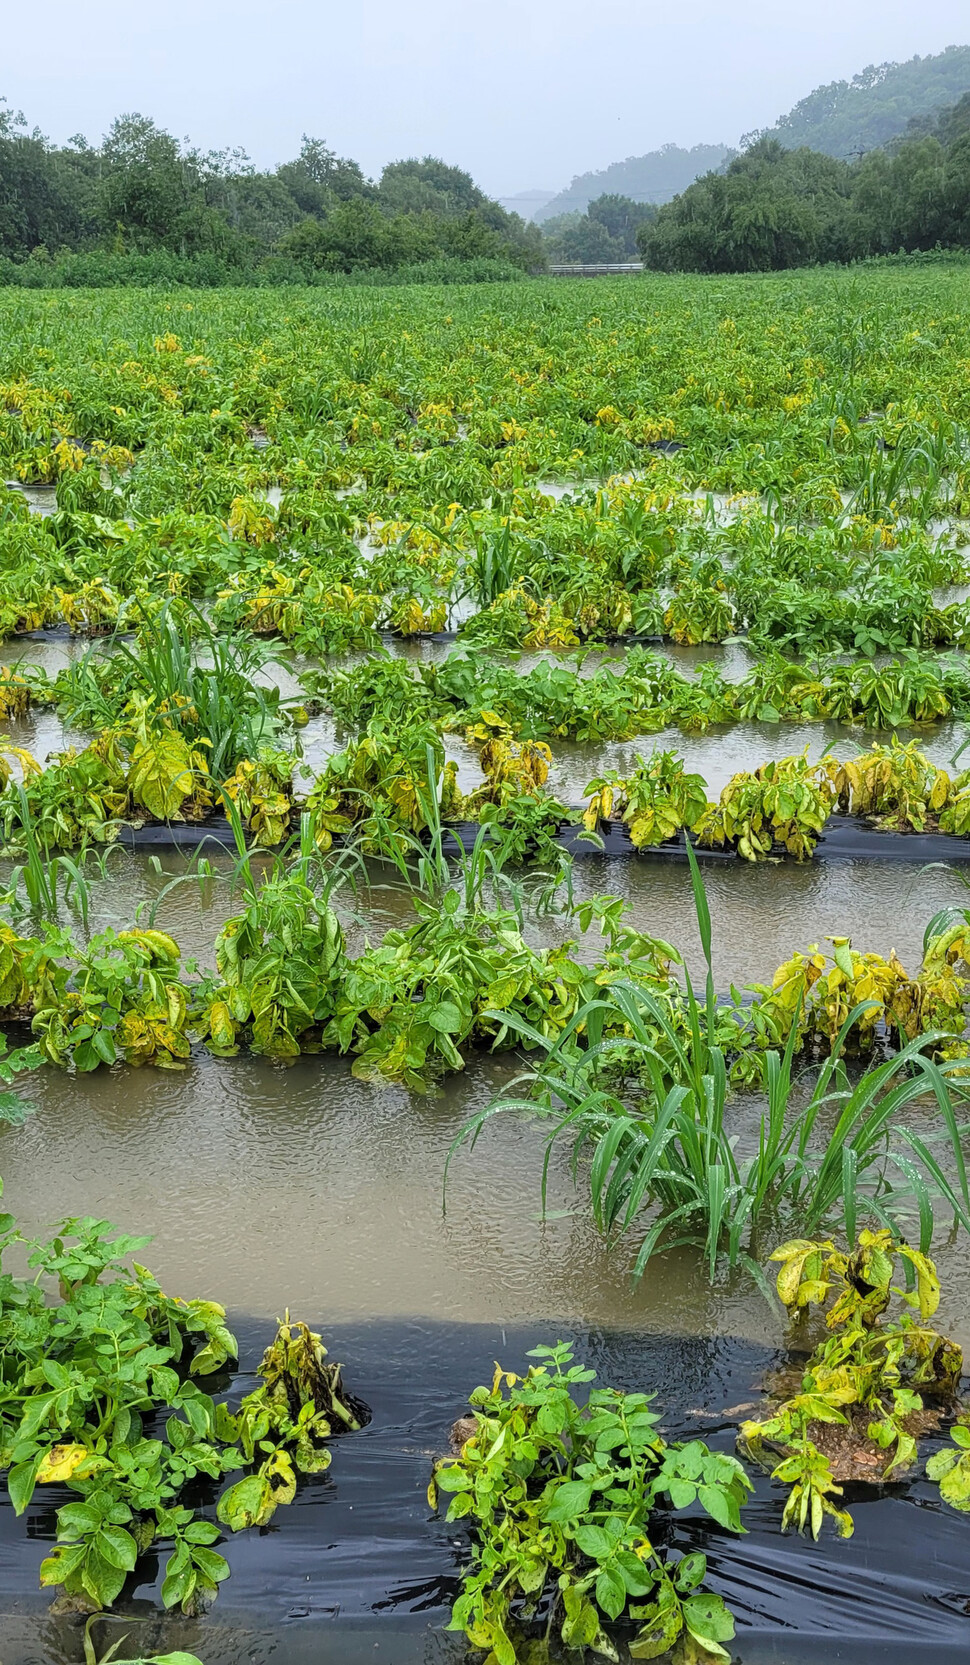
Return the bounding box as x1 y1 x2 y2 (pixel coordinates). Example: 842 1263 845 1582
3 271 970 1664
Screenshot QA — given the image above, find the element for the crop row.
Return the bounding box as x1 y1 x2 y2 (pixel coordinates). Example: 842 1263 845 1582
6 657 970 871
0 853 966 1088
2 1200 967 1660
15 609 970 780
319 643 970 736
4 468 970 661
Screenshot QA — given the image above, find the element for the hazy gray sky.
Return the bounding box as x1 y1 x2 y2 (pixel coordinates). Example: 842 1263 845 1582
4 0 969 196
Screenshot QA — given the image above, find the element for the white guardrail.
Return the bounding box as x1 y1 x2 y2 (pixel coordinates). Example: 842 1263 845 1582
547 263 644 276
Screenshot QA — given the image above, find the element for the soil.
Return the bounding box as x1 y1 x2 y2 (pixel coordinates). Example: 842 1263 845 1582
754 1361 951 1483
449 1414 478 1452
807 1401 943 1482
866 811 946 835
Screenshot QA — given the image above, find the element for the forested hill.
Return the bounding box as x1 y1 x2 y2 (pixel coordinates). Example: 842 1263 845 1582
535 45 970 225
534 145 731 221
752 45 970 158
640 88 970 275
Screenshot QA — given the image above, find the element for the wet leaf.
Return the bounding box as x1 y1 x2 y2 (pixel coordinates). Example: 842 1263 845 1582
36 1443 90 1484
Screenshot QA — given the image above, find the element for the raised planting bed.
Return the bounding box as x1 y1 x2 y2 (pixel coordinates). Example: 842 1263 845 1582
114 809 970 864
1 1320 967 1665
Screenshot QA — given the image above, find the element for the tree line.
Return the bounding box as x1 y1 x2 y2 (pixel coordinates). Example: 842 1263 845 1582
0 103 543 278
539 194 656 263
639 92 970 273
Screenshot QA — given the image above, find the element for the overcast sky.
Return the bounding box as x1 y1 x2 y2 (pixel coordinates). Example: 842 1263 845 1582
4 0 969 197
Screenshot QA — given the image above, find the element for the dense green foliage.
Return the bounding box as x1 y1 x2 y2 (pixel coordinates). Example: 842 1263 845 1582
433 1341 749 1664
541 194 657 262
0 251 531 289
0 103 541 278
642 89 970 272
641 141 852 273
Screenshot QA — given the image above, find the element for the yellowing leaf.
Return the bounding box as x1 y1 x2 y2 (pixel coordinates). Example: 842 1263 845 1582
37 1444 90 1483
129 732 198 820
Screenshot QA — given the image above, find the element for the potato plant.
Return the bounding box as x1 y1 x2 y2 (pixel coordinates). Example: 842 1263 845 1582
698 754 836 861
0 1188 366 1615
739 1232 961 1539
433 1342 750 1665
583 750 709 848
746 933 969 1053
826 739 952 831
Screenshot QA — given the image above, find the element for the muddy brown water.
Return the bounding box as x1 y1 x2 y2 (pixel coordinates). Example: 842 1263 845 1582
0 843 964 1347
0 824 969 1350
0 1050 776 1338
4 1043 970 1351
5 834 959 988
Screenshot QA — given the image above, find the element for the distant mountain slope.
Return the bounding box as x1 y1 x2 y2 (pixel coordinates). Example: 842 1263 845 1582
534 144 731 221
533 45 970 224
752 44 970 158
497 189 557 220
